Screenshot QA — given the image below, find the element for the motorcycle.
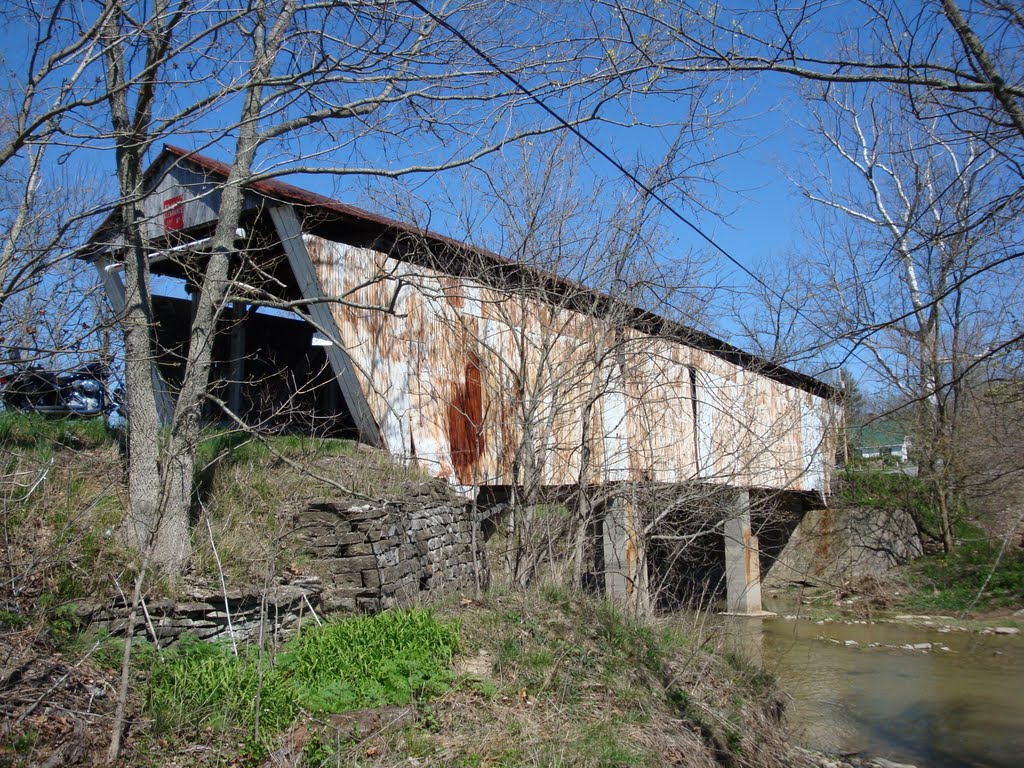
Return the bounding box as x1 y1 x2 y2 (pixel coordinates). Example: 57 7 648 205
0 360 116 417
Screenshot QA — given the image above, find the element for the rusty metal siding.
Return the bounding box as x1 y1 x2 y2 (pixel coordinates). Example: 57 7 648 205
303 234 835 493
621 337 699 483
744 368 800 489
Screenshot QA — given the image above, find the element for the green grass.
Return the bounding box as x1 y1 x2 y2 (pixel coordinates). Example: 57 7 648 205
0 411 114 455
148 608 458 742
904 526 1024 613
149 635 296 734
194 429 355 472
279 608 459 713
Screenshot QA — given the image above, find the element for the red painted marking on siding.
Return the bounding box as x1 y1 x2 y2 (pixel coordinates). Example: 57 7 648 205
447 351 484 484
163 195 184 231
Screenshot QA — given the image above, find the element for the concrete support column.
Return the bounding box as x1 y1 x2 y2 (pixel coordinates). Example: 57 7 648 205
723 488 766 615
602 495 650 615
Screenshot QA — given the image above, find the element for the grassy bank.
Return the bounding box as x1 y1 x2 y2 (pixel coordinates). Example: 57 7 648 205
0 415 798 767
11 416 1016 766
120 588 791 768
900 532 1024 615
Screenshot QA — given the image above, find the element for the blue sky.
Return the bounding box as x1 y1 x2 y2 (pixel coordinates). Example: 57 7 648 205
0 3 865 387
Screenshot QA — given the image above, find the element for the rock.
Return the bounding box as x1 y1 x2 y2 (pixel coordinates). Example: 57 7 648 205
872 758 917 768
993 627 1021 635
911 643 932 651
844 640 859 647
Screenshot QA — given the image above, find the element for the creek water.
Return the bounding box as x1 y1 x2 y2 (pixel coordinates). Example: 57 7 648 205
715 606 1024 768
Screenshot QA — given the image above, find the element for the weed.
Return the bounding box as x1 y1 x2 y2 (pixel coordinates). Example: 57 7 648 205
402 727 438 758
0 608 28 630
725 727 743 754
473 679 497 698
302 735 336 766
722 650 775 695
666 687 691 718
576 720 650 767
147 608 458 745
6 728 38 754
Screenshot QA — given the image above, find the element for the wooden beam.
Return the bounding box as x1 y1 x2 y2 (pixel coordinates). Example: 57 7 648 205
268 204 382 446
91 254 175 426
228 302 246 418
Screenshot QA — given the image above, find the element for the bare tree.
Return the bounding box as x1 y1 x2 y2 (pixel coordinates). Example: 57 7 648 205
0 0 114 364
70 0 676 574
607 0 1024 379
606 0 1024 150
587 1 1024 552
785 85 1023 549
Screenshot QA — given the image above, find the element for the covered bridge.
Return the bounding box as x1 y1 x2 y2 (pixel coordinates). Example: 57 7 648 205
84 146 841 614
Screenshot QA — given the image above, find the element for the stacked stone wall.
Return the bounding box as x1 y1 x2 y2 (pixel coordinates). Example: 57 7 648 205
80 494 488 644
294 496 488 614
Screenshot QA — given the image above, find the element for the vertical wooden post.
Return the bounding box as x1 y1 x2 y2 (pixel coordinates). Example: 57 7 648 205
227 302 246 417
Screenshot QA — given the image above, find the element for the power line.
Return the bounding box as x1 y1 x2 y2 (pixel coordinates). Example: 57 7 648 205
406 0 878 381
408 0 785 306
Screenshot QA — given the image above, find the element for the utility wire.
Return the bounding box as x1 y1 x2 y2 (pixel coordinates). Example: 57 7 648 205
408 0 781 305
407 0 877 382
409 0 1020 394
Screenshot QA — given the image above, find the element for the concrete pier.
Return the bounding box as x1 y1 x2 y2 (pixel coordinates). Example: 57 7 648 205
723 489 769 615
602 497 650 615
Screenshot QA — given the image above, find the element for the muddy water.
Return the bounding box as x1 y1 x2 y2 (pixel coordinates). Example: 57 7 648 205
717 609 1024 768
